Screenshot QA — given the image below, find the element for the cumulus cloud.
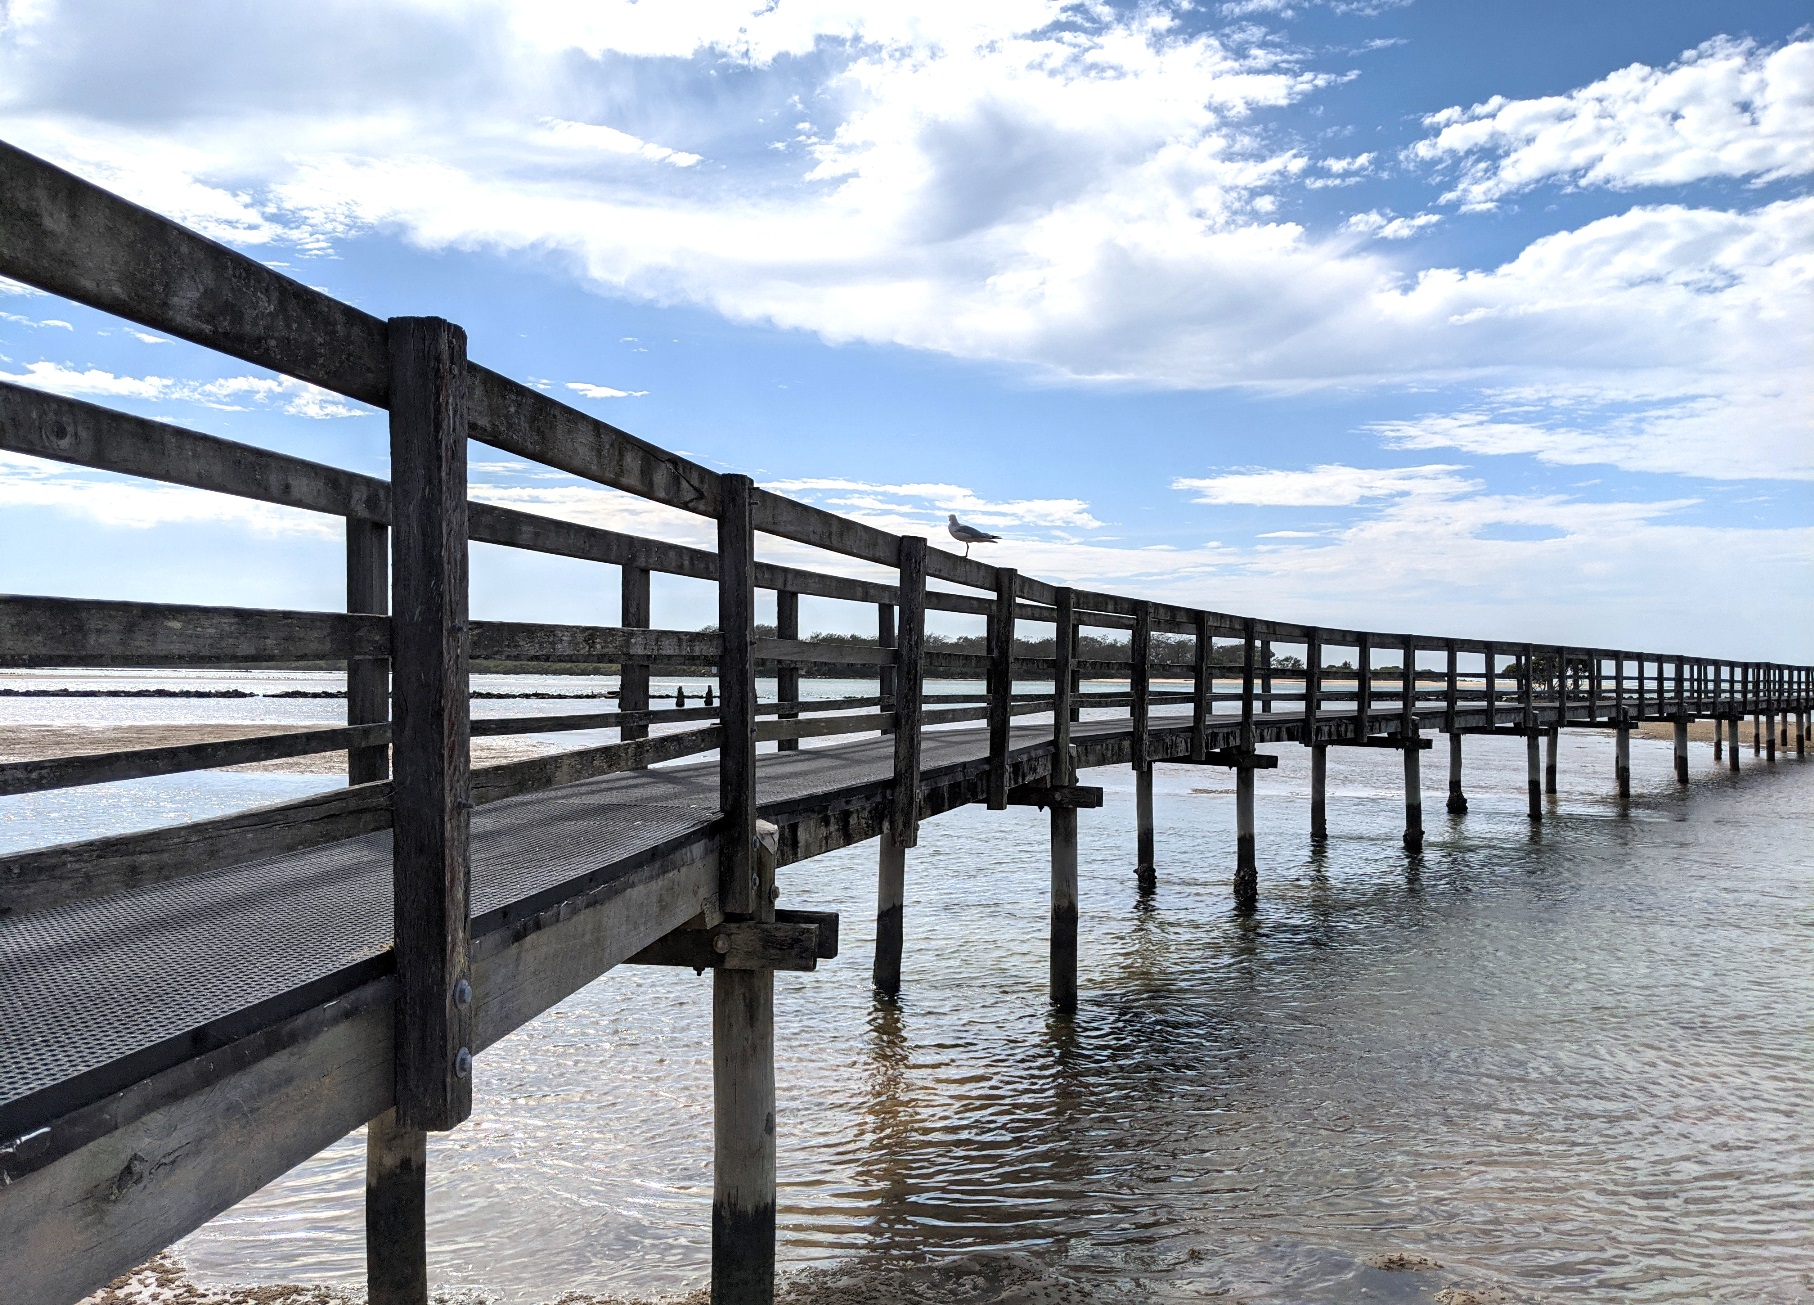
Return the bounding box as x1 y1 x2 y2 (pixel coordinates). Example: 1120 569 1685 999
0 4 1806 491
766 477 1102 530
565 381 648 399
0 361 367 418
1173 463 1474 506
1415 35 1814 206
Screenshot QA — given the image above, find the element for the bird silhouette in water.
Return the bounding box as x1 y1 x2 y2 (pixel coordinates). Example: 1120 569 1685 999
947 514 1001 558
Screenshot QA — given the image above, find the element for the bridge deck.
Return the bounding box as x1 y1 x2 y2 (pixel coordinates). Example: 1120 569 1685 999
1 701 1510 1148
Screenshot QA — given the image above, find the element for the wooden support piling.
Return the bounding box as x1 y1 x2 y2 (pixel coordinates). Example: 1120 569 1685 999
1304 628 1322 747
1616 720 1632 802
1526 730 1543 822
774 590 799 753
1766 707 1776 763
711 958 775 1305
1729 713 1742 772
877 601 897 730
1310 743 1328 841
873 833 905 999
1446 730 1467 814
1402 743 1423 855
1356 633 1372 737
365 1109 428 1305
1133 601 1154 889
1713 713 1724 762
1545 724 1559 796
1235 621 1258 909
620 564 652 743
1674 717 1689 784
1191 611 1211 762
1049 802 1078 1010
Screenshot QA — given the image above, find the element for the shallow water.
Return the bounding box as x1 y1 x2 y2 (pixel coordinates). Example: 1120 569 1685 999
8 679 1812 1302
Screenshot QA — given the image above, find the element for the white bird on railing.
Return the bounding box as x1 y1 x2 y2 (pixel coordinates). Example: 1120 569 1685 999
947 514 1001 558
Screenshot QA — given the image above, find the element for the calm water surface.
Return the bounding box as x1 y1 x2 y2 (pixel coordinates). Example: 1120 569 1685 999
6 674 1810 1301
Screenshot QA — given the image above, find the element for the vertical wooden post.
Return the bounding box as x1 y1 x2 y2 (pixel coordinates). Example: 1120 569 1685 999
717 474 757 918
1304 628 1322 743
1310 741 1328 842
1132 601 1154 889
1401 636 1421 853
774 590 799 753
1443 640 1458 737
365 1109 427 1305
877 601 897 731
712 856 775 1305
387 316 471 1137
1616 719 1632 802
891 537 926 848
986 569 1016 810
1190 611 1210 762
1589 652 1601 722
1356 633 1372 739
1729 668 1741 774
1521 645 1539 823
1674 717 1689 784
1485 645 1498 730
873 835 906 999
1260 639 1273 715
1713 714 1724 763
619 564 652 742
1545 724 1559 796
1049 587 1078 1008
1447 730 1467 815
347 518 390 786
1235 620 1258 911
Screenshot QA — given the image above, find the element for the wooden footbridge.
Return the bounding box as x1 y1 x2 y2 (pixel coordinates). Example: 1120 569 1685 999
1 143 1809 1305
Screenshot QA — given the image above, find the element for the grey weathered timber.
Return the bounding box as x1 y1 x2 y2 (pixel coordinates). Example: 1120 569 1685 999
1050 799 1078 1011
1526 729 1543 821
471 727 723 805
366 1109 427 1305
0 780 392 917
1007 783 1102 808
1545 725 1559 797
774 589 800 753
1234 622 1258 910
0 723 391 797
1616 720 1633 800
718 475 758 917
0 141 390 404
759 713 896 743
1131 601 1152 770
628 919 823 972
1134 767 1156 894
1356 634 1372 737
1053 589 1075 775
475 620 719 665
1446 731 1467 814
1403 738 1423 854
1192 612 1212 761
348 519 391 787
1674 718 1690 784
620 564 652 743
891 537 927 849
1310 743 1328 841
0 594 388 667
873 830 906 998
387 317 472 1135
986 569 1018 810
878 602 897 727
712 828 777 1305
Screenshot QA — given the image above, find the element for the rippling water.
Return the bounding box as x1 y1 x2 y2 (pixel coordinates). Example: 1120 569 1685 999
7 674 1811 1302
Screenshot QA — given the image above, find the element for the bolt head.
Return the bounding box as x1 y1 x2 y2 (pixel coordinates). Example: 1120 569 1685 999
452 978 472 1007
454 1047 472 1078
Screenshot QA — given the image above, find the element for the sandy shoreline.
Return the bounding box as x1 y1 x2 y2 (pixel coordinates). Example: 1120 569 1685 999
0 725 557 776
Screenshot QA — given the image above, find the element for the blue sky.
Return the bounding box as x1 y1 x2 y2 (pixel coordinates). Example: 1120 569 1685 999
0 0 1809 656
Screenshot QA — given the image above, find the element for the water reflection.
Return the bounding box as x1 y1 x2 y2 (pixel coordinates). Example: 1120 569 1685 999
168 731 1814 1303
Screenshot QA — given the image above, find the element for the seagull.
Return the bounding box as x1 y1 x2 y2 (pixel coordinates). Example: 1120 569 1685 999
947 514 1001 558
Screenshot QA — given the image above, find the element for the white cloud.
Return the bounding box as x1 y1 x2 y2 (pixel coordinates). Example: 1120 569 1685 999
1173 463 1474 506
1343 208 1440 238
1415 36 1814 207
766 477 1102 530
565 381 648 399
0 361 368 418
0 6 1806 489
0 450 338 536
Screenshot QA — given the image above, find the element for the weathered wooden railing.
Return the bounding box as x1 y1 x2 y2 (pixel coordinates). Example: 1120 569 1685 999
1 140 1810 1305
